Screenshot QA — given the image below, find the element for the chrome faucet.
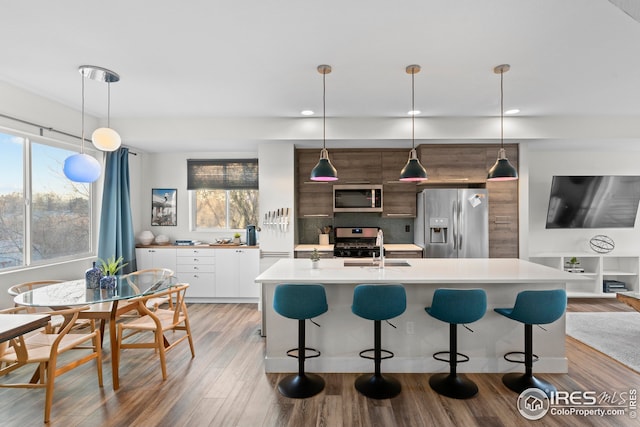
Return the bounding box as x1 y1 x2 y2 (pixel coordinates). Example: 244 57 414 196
375 229 384 268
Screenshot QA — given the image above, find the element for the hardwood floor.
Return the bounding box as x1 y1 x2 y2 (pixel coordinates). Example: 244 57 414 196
1 299 639 426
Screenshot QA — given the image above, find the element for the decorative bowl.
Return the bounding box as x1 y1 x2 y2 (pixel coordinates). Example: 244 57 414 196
138 230 155 245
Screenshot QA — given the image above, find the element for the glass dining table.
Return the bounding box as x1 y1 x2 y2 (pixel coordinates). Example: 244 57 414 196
13 270 177 390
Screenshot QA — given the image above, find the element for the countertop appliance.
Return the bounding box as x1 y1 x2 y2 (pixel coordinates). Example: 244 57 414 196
333 227 381 257
333 185 383 213
414 189 488 258
245 225 257 246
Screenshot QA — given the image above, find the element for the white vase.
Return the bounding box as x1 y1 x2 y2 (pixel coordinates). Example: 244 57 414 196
138 230 155 245
311 260 319 269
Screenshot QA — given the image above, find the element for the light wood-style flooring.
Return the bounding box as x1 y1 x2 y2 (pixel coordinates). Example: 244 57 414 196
0 299 638 426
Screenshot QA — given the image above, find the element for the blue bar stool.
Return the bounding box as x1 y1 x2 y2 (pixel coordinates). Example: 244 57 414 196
494 289 567 396
273 284 328 398
352 284 406 399
425 288 487 399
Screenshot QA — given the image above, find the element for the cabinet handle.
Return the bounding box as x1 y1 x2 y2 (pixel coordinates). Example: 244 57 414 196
386 213 413 216
194 275 199 278
193 266 199 270
193 258 199 262
303 214 330 217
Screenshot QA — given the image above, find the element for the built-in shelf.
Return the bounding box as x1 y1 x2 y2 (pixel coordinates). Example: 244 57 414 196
529 253 639 298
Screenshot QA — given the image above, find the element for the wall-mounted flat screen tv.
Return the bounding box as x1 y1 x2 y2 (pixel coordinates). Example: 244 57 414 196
546 176 640 228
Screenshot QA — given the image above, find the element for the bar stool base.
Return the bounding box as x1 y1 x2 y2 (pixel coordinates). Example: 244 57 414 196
502 373 556 397
355 373 401 399
278 373 325 398
429 373 478 399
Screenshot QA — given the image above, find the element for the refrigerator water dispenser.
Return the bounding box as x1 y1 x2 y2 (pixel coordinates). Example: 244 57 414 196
429 218 448 243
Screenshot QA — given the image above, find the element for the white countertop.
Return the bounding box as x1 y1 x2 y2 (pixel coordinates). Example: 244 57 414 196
294 243 422 252
255 258 586 284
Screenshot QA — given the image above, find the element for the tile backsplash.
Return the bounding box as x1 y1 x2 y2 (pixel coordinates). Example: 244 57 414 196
297 213 414 245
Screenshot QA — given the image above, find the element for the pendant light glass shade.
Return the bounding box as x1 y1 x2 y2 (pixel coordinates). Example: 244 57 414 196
81 66 122 152
487 64 518 182
91 127 121 151
63 153 102 183
63 66 103 183
310 64 338 181
399 65 427 182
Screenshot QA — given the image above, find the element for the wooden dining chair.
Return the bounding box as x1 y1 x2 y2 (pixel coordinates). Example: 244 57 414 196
0 305 103 423
116 283 194 381
123 268 176 308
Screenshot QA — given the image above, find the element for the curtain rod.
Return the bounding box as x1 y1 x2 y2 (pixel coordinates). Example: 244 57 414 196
0 112 137 155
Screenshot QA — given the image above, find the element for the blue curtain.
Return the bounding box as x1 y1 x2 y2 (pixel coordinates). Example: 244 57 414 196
98 147 137 273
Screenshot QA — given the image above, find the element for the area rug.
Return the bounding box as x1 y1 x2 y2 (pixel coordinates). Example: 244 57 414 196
565 312 640 373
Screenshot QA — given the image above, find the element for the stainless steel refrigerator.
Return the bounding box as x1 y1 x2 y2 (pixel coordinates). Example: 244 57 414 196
414 189 489 258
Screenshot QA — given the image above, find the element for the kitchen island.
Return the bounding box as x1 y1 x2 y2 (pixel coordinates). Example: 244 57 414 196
255 258 585 374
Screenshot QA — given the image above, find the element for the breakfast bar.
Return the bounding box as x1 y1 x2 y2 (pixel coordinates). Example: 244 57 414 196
255 258 584 374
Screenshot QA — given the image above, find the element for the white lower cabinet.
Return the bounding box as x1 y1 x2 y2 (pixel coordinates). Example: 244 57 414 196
135 248 177 272
215 248 260 299
176 248 215 299
135 246 259 302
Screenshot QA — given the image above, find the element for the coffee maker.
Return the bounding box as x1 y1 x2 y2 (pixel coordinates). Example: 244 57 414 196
245 225 257 246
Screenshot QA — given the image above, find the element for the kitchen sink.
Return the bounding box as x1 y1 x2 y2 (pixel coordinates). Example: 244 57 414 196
343 259 411 267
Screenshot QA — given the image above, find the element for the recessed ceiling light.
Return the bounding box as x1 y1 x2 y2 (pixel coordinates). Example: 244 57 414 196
505 109 520 115
301 110 314 116
408 110 421 115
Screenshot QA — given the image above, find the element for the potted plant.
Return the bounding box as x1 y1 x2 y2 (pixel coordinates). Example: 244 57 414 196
98 256 128 289
233 232 241 244
566 256 580 272
310 248 320 269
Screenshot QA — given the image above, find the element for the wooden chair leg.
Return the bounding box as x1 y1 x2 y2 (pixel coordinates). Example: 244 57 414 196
44 357 57 423
156 329 167 380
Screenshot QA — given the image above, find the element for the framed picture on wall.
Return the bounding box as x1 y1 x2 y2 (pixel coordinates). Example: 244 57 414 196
151 188 177 226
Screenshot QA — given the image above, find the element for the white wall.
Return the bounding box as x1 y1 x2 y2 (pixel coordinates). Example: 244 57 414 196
136 150 259 244
257 143 296 275
526 140 640 256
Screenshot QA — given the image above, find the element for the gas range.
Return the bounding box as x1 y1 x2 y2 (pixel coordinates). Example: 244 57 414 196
333 227 381 258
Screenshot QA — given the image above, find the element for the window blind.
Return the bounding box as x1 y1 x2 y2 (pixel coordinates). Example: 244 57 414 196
187 159 259 190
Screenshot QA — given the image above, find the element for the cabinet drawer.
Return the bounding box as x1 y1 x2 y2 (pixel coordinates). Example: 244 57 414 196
177 255 215 265
177 263 215 273
177 248 215 256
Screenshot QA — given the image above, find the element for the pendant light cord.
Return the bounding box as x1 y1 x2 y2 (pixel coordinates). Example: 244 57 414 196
322 70 326 150
500 69 504 149
107 82 112 128
81 72 85 153
411 70 415 149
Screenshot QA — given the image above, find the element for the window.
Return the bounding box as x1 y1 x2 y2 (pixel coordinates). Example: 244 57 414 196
187 159 259 230
0 131 94 271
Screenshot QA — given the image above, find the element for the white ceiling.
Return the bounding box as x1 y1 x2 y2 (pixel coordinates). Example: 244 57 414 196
1 0 640 151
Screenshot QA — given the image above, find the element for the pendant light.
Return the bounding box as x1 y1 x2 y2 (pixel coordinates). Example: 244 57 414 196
487 64 518 181
399 64 428 182
63 67 102 183
82 65 122 151
310 64 338 181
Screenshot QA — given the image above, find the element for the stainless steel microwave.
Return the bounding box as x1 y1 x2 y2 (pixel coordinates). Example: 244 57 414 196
333 185 383 212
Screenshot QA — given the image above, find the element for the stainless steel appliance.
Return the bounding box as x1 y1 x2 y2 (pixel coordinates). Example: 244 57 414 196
333 227 382 257
414 189 488 258
333 185 383 212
